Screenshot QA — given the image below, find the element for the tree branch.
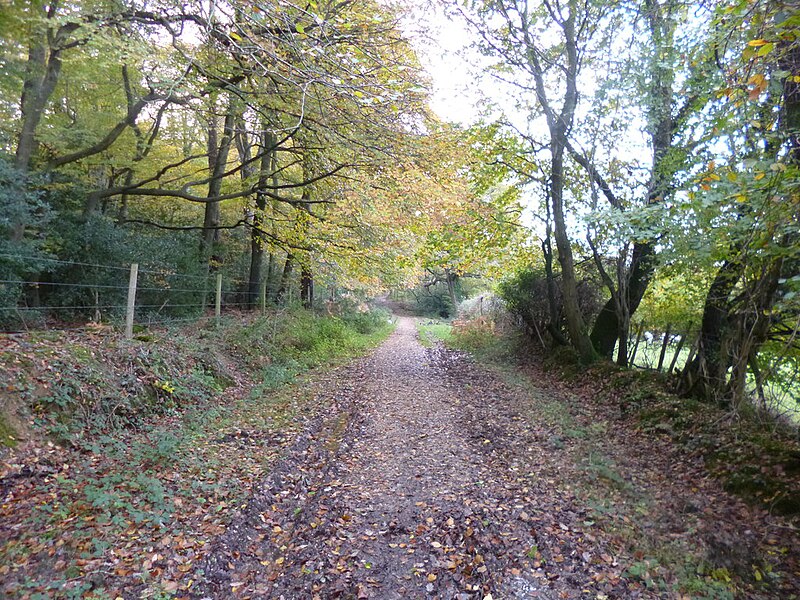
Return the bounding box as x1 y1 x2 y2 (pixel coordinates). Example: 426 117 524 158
564 139 622 209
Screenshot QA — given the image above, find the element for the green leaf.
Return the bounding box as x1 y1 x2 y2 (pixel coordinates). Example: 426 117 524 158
757 42 775 57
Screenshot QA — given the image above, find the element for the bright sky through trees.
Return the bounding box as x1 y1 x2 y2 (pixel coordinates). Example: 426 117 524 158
403 3 488 124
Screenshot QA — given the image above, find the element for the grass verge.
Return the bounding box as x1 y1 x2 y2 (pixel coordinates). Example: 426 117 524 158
416 319 452 347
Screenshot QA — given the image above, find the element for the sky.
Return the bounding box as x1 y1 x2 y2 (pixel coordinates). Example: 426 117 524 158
401 3 489 126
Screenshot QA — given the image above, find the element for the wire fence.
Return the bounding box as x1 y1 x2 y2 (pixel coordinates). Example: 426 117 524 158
626 322 695 374
0 253 268 336
624 322 800 423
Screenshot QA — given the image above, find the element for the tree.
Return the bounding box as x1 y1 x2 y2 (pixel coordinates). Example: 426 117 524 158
460 0 625 360
676 0 799 406
527 0 715 363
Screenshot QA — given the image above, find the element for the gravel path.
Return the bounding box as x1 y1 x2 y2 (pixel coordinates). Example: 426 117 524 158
193 317 651 599
320 317 544 599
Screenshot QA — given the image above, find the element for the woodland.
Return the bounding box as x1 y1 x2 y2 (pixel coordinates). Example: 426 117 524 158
1 0 800 597
1 0 798 412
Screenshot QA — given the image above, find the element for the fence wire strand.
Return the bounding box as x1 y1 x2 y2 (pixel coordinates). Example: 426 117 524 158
1 255 262 335
0 253 215 281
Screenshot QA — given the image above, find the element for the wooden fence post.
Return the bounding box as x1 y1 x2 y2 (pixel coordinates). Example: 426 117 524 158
215 273 222 325
260 279 267 316
125 263 138 339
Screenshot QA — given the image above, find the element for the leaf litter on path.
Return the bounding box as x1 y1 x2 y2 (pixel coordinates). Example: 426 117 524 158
193 317 656 599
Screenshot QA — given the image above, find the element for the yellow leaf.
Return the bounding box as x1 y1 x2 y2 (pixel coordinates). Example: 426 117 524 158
747 39 768 47
754 172 766 181
747 73 766 87
275 557 285 565
427 573 437 582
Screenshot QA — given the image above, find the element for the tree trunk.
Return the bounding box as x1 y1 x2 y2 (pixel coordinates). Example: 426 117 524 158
247 129 275 307
629 322 645 367
616 314 629 366
12 7 70 240
551 136 594 361
541 202 566 345
293 149 315 309
534 6 594 362
678 257 745 401
591 241 656 357
656 324 672 371
667 324 691 374
15 24 66 172
679 23 798 404
265 251 276 301
201 101 235 266
445 269 458 316
247 227 265 307
726 260 783 408
276 254 294 304
264 137 281 303
82 167 109 218
117 171 133 224
590 1 676 358
749 354 767 410
201 114 220 259
300 266 313 309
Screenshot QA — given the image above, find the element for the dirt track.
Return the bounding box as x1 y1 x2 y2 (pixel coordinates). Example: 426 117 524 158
193 317 655 599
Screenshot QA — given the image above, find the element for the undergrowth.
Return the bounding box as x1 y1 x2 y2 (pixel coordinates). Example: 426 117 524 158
1 306 393 443
227 306 393 374
416 317 524 361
